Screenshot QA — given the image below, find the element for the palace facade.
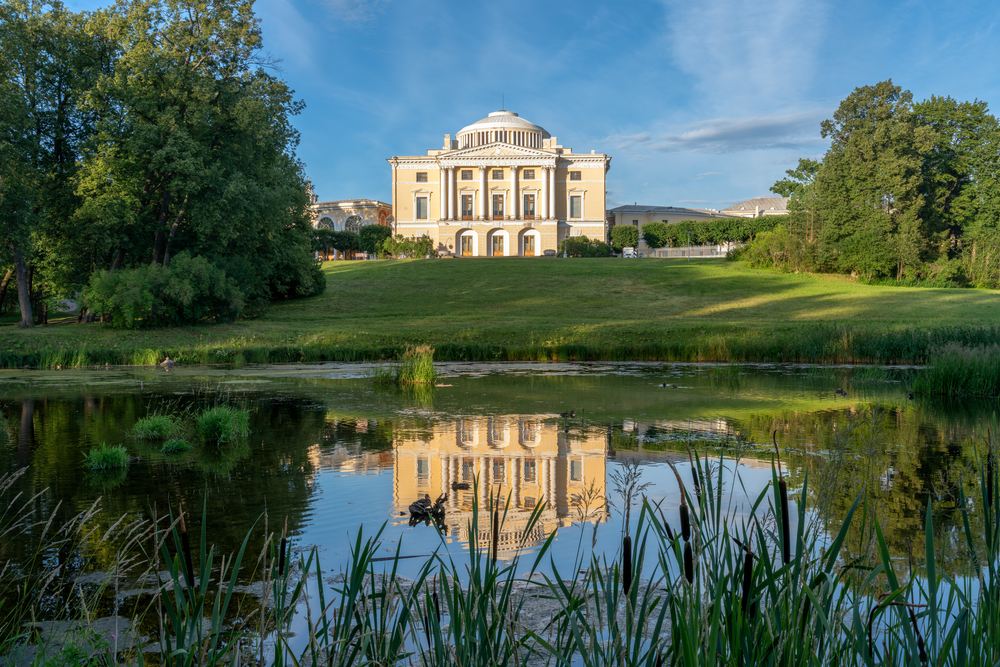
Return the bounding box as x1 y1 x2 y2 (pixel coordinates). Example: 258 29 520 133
388 110 611 257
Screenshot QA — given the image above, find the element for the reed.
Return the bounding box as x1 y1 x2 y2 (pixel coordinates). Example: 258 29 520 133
161 439 193 454
130 412 182 440
195 405 251 444
369 346 437 386
913 342 1000 396
82 443 131 471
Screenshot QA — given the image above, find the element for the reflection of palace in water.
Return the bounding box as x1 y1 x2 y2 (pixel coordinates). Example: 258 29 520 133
393 417 609 558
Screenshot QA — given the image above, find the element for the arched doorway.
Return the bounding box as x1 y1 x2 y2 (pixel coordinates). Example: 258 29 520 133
456 229 478 257
519 229 541 257
486 229 509 257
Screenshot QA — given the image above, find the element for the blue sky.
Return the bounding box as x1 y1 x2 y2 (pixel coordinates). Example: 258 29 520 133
68 0 1000 209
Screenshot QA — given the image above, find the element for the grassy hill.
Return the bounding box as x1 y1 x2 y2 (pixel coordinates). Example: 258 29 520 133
3 258 1000 368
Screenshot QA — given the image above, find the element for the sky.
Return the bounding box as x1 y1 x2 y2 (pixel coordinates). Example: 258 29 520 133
66 0 1000 209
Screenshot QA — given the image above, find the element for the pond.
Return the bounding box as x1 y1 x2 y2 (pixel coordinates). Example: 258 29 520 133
1 361 996 660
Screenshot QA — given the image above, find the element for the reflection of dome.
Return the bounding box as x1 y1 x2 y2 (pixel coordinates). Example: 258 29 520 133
457 111 549 149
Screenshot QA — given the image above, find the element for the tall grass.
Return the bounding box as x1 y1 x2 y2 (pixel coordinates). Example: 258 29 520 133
130 412 182 440
913 342 1000 396
82 443 131 471
369 346 437 386
195 406 251 444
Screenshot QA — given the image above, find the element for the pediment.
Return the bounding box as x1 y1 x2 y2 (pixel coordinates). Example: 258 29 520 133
442 143 553 159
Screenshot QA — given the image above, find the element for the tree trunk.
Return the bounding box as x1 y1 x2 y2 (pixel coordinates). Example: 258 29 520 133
18 399 35 466
151 189 173 265
0 269 12 313
11 242 33 328
110 248 125 271
162 197 188 267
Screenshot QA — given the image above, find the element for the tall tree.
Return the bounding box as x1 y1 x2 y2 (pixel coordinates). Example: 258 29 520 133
814 80 935 279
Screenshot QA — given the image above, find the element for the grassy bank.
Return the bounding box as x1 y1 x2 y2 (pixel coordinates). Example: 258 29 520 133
4 258 1000 368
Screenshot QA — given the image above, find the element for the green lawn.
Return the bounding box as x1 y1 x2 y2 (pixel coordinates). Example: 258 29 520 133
3 258 1000 367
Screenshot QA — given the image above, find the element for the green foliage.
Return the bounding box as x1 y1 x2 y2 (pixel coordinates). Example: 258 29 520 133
558 236 612 257
359 225 392 255
83 253 245 329
83 443 130 471
638 220 670 249
329 230 360 253
195 406 251 444
369 346 437 385
610 224 639 251
770 158 820 197
382 234 434 259
130 413 182 440
913 343 1000 396
161 439 193 455
661 217 781 247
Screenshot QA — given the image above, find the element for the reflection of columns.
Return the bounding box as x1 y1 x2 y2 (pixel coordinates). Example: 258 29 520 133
549 456 558 509
479 167 487 220
440 454 448 496
479 455 488 507
510 167 518 219
548 167 556 219
540 168 548 222
513 457 521 507
439 168 447 220
540 458 549 509
447 168 455 220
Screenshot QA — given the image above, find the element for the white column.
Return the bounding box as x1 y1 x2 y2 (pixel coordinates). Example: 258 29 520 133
540 168 548 221
447 168 455 220
439 168 447 220
511 167 518 219
479 166 487 220
553 170 558 219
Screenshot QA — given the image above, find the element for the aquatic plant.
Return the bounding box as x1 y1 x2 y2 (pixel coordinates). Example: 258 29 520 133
369 345 437 386
130 413 182 440
195 406 250 444
83 443 131 471
161 439 193 455
913 342 1000 396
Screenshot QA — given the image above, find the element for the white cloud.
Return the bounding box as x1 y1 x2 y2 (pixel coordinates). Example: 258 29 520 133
695 171 720 179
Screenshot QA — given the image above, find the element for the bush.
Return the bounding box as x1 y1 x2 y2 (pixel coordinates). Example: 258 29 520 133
161 439 193 454
130 413 182 440
383 234 435 259
639 221 670 249
83 443 130 471
610 225 639 252
83 252 245 329
359 225 392 255
660 217 782 247
558 236 612 257
369 346 436 385
196 406 251 444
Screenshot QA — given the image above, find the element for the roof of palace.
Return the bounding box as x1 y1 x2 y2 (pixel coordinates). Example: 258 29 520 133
458 111 551 138
608 204 732 217
721 197 789 212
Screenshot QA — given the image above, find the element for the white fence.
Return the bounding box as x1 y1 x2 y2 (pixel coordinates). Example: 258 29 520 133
638 243 737 259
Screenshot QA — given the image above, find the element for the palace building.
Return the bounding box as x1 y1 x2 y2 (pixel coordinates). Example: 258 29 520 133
387 110 611 257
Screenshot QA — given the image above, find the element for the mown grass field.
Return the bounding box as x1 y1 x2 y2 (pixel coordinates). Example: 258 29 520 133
3 258 1000 367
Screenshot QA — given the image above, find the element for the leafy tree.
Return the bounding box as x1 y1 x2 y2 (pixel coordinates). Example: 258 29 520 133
639 221 670 249
329 231 360 255
382 234 434 259
359 225 391 255
610 224 639 252
770 159 820 198
313 229 335 260
558 236 612 257
814 80 936 279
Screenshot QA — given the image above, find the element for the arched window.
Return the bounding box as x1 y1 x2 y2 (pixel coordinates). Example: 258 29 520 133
317 216 335 230
345 215 364 233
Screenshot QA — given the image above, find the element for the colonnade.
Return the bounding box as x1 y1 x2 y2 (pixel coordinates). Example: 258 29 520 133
437 452 560 513
437 165 558 222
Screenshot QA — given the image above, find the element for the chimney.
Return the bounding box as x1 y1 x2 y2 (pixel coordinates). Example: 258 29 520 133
443 134 451 150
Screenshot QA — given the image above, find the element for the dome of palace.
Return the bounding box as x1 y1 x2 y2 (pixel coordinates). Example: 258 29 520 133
455 111 550 149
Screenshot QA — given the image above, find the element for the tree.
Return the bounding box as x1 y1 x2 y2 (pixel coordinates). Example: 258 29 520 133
558 236 612 257
610 224 639 252
814 80 935 279
330 231 360 256
639 221 669 249
770 159 820 198
359 225 391 255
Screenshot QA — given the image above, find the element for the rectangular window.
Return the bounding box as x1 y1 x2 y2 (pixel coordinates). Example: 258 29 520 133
416 196 428 220
570 459 583 481
492 194 504 220
416 172 428 182
523 194 535 220
492 235 504 255
460 419 474 442
523 496 536 509
633 220 639 225
523 458 536 483
523 235 536 257
416 457 430 480
523 169 535 180
492 169 504 180
462 458 475 482
461 195 473 220
461 235 474 256
569 171 581 181
570 195 582 219
492 459 505 481
461 169 473 180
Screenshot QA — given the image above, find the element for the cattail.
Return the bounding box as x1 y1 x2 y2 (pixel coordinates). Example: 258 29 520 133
491 505 499 564
774 432 791 565
656 653 663 667
685 443 702 500
988 449 995 508
622 535 633 596
908 607 927 665
740 548 753 617
684 541 694 584
278 516 288 576
666 460 691 543
178 506 195 588
432 576 440 622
